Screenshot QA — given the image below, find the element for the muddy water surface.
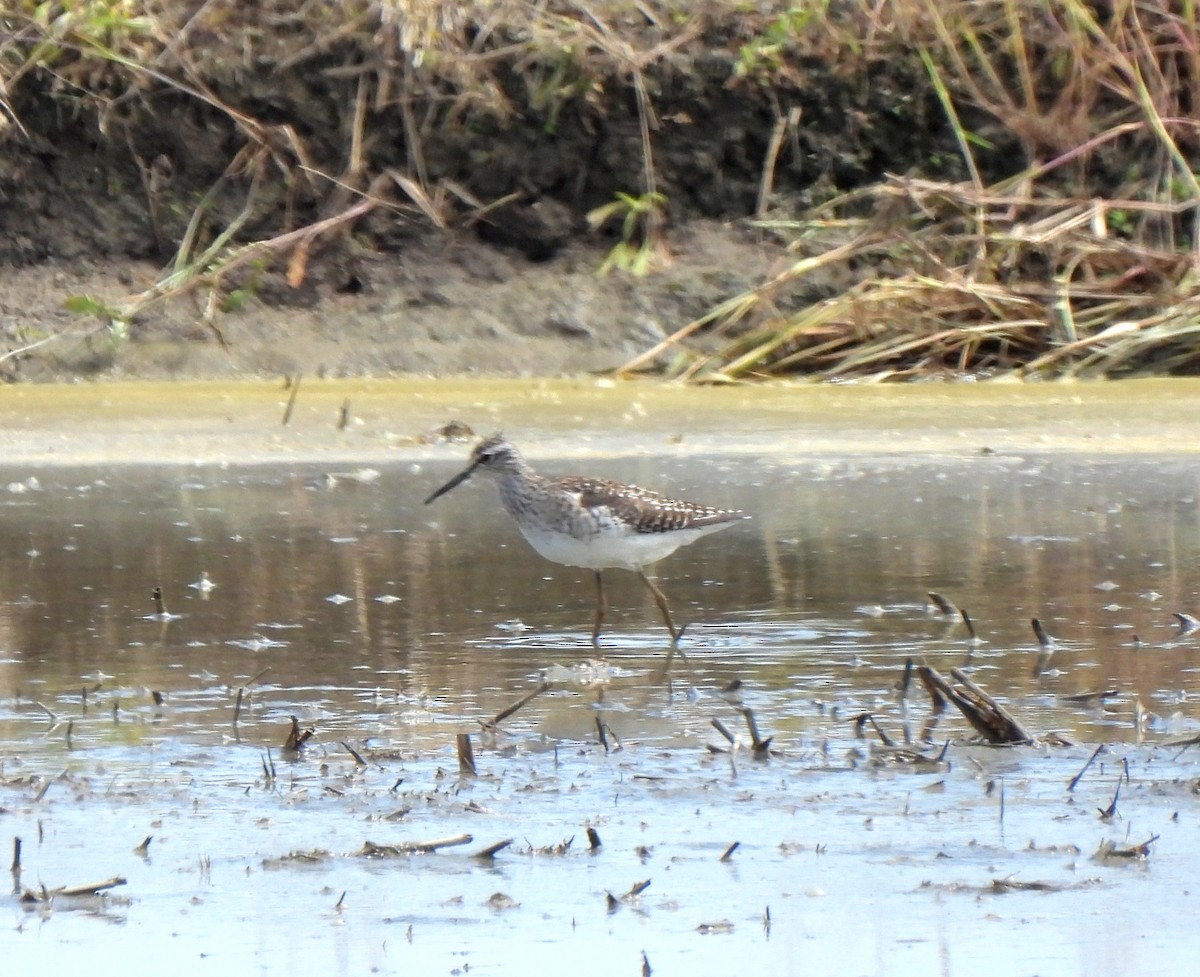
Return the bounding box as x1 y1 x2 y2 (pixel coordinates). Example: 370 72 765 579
3 379 1200 977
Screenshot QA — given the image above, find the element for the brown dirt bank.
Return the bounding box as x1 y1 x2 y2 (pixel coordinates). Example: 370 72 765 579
1 3 1197 382
0 220 783 381
0 1 969 382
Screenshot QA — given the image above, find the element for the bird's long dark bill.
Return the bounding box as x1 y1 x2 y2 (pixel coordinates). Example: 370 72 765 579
423 464 475 505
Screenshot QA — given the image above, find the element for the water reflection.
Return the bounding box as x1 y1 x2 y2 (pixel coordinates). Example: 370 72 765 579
0 454 1198 752
5 452 1200 977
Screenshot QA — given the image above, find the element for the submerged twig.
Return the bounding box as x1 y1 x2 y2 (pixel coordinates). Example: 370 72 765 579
360 834 473 857
474 838 514 860
22 876 127 902
1094 835 1158 861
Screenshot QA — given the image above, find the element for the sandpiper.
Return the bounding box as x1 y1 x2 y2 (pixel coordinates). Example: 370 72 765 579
424 434 746 649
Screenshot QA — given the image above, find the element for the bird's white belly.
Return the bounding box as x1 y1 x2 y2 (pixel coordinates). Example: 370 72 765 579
519 523 725 570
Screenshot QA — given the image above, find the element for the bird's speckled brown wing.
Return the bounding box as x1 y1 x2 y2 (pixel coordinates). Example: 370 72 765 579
557 476 743 534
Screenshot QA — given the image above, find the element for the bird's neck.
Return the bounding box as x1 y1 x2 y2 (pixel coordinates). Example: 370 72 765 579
496 463 543 519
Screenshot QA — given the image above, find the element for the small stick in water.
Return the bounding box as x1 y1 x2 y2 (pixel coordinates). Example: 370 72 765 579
927 592 956 615
719 841 739 862
483 681 551 730
595 716 610 753
360 834 473 856
284 716 313 751
52 876 128 898
710 717 736 745
337 399 351 431
1098 779 1121 820
282 374 301 426
1031 618 1055 648
740 707 772 756
456 732 477 776
1068 744 1106 792
961 609 977 642
475 838 513 860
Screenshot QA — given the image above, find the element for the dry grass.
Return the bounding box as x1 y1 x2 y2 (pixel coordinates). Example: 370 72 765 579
3 1 1200 379
618 0 1200 381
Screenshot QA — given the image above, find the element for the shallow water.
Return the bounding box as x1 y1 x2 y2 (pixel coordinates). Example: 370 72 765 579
3 384 1200 976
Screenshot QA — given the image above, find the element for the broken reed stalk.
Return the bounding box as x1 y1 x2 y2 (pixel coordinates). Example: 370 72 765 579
960 609 977 642
456 732 477 776
284 716 313 750
474 838 513 860
919 665 1033 744
1031 618 1054 647
262 749 277 783
710 717 736 744
1098 779 1121 820
927 592 956 615
483 681 551 730
919 669 948 715
950 667 1033 741
740 707 772 756
867 714 897 747
22 876 128 902
1068 744 1106 791
596 716 618 753
607 878 652 910
282 374 301 426
360 834 473 856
